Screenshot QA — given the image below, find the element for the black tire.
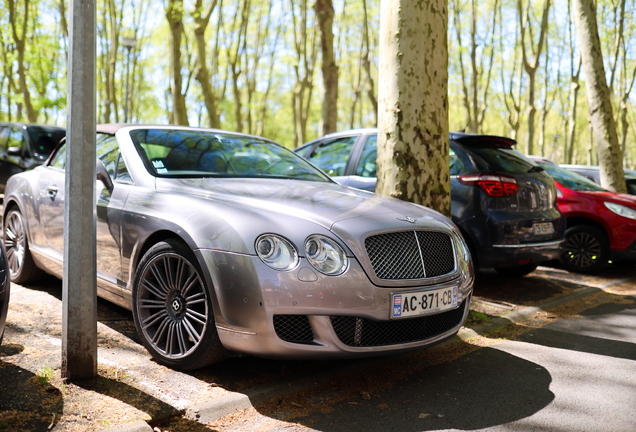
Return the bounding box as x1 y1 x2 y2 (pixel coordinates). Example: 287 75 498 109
132 239 225 370
559 225 610 274
494 263 539 277
3 207 43 284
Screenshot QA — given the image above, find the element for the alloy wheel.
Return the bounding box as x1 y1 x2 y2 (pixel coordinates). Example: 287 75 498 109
136 252 209 359
4 211 26 277
562 231 602 270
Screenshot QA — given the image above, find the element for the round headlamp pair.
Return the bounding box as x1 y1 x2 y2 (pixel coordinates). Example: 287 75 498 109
255 234 348 275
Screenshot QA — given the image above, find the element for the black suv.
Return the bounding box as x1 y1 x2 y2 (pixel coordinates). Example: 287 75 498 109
0 123 66 194
296 129 565 276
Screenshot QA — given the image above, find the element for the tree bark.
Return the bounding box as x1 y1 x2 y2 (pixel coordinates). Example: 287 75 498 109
517 0 551 155
377 0 450 217
192 0 221 128
314 0 338 136
361 0 378 125
290 0 317 147
166 0 190 125
573 0 625 192
8 0 37 122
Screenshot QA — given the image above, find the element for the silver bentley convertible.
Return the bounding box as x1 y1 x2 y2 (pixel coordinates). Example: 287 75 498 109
2 125 474 370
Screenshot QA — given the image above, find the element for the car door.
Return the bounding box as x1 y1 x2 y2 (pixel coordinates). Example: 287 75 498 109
95 133 130 286
39 134 130 286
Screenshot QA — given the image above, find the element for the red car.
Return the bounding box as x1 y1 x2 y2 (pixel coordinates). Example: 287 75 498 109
535 161 636 273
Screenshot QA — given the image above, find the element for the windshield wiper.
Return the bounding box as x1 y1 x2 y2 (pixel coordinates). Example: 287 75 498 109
528 165 544 173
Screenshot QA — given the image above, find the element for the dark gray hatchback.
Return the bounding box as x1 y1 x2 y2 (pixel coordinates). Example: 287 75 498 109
296 129 565 276
0 123 66 194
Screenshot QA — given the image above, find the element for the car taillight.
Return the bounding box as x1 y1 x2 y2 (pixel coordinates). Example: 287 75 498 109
458 173 519 197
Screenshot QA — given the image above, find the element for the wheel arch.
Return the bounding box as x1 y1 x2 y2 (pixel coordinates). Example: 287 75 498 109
564 217 609 240
130 229 195 279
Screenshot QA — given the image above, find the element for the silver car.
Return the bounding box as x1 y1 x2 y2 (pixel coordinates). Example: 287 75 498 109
2 125 474 370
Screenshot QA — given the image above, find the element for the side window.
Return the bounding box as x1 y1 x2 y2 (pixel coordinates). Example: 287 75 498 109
7 127 25 153
449 144 472 175
96 133 119 178
355 135 377 178
305 136 357 177
49 143 67 170
116 153 132 182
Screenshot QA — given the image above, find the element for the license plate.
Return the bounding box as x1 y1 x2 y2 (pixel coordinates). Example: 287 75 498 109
533 222 554 235
391 286 458 319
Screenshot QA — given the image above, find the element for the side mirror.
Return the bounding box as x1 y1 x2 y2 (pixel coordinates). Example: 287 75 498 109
7 146 22 156
96 159 114 194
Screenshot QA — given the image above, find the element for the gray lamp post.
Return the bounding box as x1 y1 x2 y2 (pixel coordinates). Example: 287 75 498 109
121 36 137 123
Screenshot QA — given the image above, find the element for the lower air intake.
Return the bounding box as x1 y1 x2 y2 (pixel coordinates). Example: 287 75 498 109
330 300 466 347
273 315 314 344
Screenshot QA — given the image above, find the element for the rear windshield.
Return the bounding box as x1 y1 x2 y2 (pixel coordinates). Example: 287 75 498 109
129 128 330 182
463 145 536 175
539 163 606 191
26 126 66 157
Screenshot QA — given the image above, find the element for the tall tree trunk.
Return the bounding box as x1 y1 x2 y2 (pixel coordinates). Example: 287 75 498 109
573 0 625 192
361 0 377 125
290 0 317 147
108 0 121 122
314 0 338 136
564 0 581 164
166 0 189 125
377 0 450 217
517 0 551 155
192 0 221 128
9 0 37 122
566 76 581 163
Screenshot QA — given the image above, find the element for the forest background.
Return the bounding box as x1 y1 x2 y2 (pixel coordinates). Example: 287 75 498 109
0 0 635 167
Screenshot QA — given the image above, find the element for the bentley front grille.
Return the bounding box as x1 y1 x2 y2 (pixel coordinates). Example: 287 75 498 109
330 300 466 347
365 230 456 280
273 315 314 344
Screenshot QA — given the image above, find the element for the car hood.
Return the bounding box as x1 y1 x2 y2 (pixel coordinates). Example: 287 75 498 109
577 190 636 208
155 177 450 230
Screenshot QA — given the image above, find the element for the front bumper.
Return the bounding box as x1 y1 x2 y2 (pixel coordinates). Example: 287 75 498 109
611 239 636 262
196 249 474 359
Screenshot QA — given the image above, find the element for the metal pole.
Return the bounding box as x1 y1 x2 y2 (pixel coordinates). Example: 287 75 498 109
62 0 97 380
124 47 131 123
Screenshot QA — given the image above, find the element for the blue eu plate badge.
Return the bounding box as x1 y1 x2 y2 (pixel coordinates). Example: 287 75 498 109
393 295 402 317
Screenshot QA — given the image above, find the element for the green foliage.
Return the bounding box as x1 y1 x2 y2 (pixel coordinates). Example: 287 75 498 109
36 365 55 387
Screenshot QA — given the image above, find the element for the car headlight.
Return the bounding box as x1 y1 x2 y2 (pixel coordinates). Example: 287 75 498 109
255 234 299 270
304 235 348 275
604 201 636 220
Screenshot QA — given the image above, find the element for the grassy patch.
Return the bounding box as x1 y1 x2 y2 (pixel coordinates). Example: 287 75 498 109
36 365 55 387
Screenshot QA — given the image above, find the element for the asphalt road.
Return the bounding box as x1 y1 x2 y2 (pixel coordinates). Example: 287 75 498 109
242 297 636 432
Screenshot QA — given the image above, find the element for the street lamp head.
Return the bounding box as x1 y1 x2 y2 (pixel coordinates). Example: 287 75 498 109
121 37 137 50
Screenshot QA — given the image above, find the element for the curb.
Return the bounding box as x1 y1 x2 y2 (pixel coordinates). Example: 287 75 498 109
103 282 616 431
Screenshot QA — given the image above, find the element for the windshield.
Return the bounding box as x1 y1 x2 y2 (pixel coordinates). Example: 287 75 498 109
26 126 66 158
537 163 607 191
464 145 536 175
130 129 331 182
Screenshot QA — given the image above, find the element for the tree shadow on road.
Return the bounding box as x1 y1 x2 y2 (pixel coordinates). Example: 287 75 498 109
0 343 64 431
252 346 555 431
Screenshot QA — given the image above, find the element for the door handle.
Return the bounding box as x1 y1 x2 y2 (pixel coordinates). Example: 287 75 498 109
47 186 58 199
